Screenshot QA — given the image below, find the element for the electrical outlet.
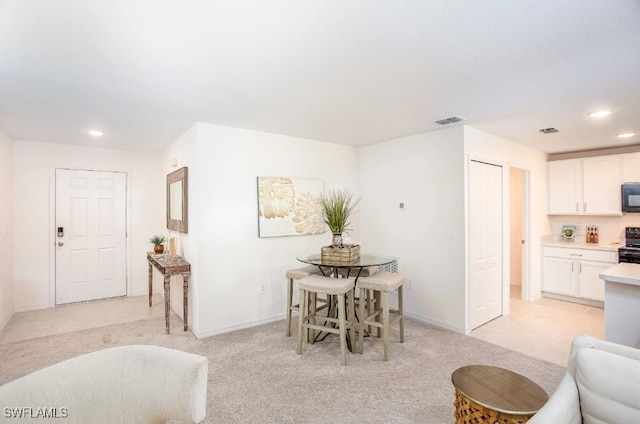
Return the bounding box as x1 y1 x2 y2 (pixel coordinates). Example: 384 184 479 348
259 282 268 295
405 278 413 290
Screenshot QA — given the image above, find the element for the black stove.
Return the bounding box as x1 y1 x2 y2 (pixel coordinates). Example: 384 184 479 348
618 227 640 263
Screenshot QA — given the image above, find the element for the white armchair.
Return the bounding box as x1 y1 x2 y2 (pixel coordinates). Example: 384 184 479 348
529 335 640 424
0 345 208 424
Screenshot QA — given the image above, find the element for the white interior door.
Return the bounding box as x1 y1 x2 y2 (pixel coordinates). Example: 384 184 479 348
55 169 127 304
469 160 503 329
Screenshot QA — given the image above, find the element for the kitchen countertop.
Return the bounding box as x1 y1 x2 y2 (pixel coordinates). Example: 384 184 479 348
541 236 621 252
599 263 640 287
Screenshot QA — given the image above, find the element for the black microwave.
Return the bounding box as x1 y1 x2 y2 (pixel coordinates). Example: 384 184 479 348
622 183 640 212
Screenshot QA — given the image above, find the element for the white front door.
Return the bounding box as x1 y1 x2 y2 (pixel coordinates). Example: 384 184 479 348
55 169 127 304
469 160 503 329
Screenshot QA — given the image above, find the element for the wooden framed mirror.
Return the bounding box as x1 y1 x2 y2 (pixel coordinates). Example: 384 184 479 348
167 167 188 233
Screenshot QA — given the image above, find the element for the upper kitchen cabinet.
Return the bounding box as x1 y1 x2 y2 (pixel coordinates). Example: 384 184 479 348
548 156 622 215
582 156 622 214
548 159 580 214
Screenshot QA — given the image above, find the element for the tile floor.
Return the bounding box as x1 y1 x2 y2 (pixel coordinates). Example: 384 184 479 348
0 287 604 366
0 294 165 344
470 285 604 366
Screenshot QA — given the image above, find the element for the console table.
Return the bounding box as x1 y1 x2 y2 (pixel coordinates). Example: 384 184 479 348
147 253 191 334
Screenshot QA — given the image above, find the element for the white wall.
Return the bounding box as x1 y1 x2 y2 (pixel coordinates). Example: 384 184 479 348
358 126 467 332
357 125 546 334
7 123 550 338
464 126 550 313
13 141 164 311
0 128 14 330
170 122 359 337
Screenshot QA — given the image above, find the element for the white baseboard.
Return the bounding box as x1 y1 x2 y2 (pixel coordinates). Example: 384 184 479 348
541 292 603 308
404 311 466 335
0 310 15 333
14 303 50 313
192 311 467 339
192 314 286 339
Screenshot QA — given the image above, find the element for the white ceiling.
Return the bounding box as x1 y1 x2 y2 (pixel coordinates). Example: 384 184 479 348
1 0 639 154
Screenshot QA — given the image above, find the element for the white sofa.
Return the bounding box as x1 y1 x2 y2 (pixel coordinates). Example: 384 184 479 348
0 345 208 424
529 335 640 424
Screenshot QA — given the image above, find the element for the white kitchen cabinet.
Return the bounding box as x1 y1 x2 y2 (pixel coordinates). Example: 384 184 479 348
542 246 617 303
542 256 575 296
548 159 580 215
579 260 609 300
582 156 622 215
547 156 621 215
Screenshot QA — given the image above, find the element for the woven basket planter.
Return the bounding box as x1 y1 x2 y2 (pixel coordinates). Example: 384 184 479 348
453 389 533 424
321 244 360 264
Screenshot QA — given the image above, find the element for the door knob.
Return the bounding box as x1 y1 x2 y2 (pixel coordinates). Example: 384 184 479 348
58 242 64 246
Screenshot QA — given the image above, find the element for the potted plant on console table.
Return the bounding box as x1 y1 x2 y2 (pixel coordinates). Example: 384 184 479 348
149 235 166 254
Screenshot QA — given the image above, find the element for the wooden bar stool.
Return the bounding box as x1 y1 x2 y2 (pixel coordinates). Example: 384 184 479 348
285 265 328 337
337 266 378 327
356 271 405 361
296 274 356 366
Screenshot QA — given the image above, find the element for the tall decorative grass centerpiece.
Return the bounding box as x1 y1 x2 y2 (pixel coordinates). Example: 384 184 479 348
321 188 360 248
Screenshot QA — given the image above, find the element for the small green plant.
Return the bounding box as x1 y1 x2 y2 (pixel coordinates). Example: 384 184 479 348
321 188 360 234
148 235 166 245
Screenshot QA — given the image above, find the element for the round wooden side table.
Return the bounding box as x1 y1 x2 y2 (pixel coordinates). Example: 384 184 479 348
451 365 549 424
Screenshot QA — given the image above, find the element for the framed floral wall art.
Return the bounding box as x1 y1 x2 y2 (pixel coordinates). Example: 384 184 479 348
257 176 326 237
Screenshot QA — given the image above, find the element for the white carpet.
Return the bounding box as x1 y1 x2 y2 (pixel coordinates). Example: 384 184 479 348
0 314 565 423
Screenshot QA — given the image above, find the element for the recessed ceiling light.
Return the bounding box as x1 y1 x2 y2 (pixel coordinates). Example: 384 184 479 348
617 132 636 139
87 129 104 137
588 110 612 118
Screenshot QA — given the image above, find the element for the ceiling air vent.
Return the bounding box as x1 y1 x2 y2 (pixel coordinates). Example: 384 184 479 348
435 116 465 125
539 127 559 134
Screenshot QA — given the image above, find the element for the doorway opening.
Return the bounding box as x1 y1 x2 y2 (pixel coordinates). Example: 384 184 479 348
509 167 530 304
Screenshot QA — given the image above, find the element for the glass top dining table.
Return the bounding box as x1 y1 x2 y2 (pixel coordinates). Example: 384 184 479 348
296 251 396 278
